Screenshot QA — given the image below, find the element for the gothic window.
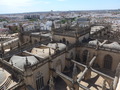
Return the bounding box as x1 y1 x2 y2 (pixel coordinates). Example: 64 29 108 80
82 50 88 64
36 72 44 90
104 55 112 70
75 52 80 62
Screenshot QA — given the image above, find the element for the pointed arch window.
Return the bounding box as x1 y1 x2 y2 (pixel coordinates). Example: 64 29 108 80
36 72 44 90
104 54 112 70
82 50 88 64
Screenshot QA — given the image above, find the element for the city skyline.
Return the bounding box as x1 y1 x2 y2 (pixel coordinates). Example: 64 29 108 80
0 0 120 14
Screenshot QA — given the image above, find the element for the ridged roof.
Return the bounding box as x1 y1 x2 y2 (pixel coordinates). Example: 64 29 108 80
0 68 6 85
9 55 39 70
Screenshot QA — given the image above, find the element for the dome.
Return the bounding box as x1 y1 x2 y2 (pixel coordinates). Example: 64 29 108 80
103 42 120 50
41 33 51 37
9 55 39 70
90 26 104 34
89 40 101 46
47 43 66 51
0 68 6 85
31 47 55 59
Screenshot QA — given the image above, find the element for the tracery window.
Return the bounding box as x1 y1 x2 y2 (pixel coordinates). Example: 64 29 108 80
82 50 88 63
104 54 112 70
36 72 44 90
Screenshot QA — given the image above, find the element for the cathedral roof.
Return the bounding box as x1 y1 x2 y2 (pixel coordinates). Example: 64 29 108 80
31 32 51 37
0 38 18 47
89 40 120 50
0 68 7 85
103 42 120 50
47 43 66 51
31 47 55 59
88 39 101 46
9 55 39 70
30 43 66 59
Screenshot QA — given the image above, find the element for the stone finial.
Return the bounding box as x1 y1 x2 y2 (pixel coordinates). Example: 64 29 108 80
51 20 55 40
49 47 51 56
102 80 107 90
56 43 59 51
115 63 120 76
1 43 4 54
72 63 77 82
11 60 13 66
51 20 55 29
109 81 113 90
86 52 90 66
43 49 44 53
18 42 20 48
26 57 29 65
96 39 99 50
49 75 55 90
25 57 31 67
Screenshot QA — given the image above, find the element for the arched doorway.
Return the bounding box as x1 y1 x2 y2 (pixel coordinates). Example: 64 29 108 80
103 55 112 70
82 50 88 64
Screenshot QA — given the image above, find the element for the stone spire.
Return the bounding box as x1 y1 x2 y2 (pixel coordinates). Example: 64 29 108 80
26 57 29 65
51 20 55 32
66 19 70 30
86 52 90 66
0 43 4 57
113 63 120 90
39 32 41 43
55 43 59 51
19 24 24 43
24 57 31 69
96 39 99 50
109 82 113 90
75 21 79 44
49 47 51 56
102 80 107 90
49 75 55 90
51 20 55 41
11 60 13 66
72 63 77 82
29 34 32 43
115 63 120 76
10 43 12 50
17 41 20 48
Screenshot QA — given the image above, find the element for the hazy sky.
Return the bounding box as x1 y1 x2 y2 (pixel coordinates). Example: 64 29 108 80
0 0 119 14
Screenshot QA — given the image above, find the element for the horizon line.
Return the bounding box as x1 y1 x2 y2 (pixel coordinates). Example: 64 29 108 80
0 8 120 15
